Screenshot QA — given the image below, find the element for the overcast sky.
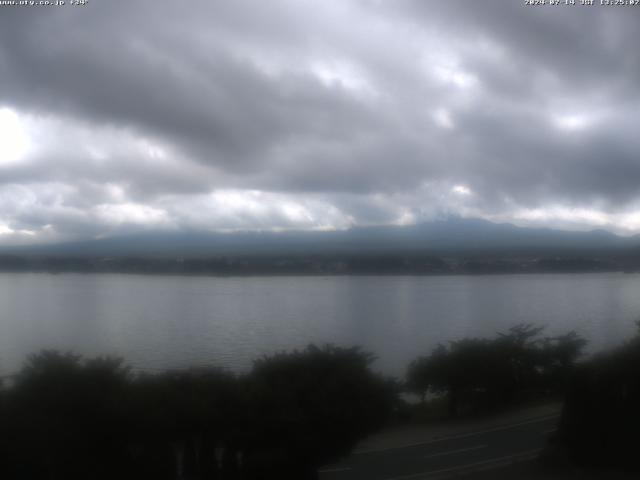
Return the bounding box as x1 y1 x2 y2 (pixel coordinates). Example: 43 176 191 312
0 0 639 243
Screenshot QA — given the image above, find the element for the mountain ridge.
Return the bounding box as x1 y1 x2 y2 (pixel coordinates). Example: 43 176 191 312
2 217 637 258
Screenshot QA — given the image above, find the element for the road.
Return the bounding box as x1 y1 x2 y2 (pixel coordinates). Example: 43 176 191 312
319 414 559 480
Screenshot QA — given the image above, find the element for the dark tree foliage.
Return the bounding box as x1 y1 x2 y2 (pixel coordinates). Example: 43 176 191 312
126 367 243 480
243 345 397 479
558 324 640 471
5 351 132 479
0 345 395 480
406 324 586 417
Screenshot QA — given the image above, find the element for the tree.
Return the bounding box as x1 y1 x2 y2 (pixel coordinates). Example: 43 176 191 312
558 325 640 470
5 351 132 480
407 324 587 417
243 344 397 479
128 367 243 480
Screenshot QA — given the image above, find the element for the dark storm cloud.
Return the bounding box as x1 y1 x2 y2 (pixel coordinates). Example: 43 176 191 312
0 0 639 241
0 2 386 179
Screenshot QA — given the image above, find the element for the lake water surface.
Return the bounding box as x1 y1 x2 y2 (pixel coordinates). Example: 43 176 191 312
1 272 639 377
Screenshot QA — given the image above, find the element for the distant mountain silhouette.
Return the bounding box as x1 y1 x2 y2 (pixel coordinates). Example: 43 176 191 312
3 217 638 258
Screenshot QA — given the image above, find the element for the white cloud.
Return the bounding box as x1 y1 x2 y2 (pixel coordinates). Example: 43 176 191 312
162 190 353 232
434 64 478 89
94 203 170 228
452 185 472 196
309 59 377 98
0 1 638 242
553 113 592 131
0 108 31 165
433 108 454 129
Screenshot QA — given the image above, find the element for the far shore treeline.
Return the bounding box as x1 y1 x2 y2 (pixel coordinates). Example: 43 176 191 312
1 323 639 478
4 219 640 276
0 253 636 276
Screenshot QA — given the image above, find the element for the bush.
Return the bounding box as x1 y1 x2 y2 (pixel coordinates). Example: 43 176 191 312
559 328 640 470
0 345 396 480
407 324 586 417
243 345 397 479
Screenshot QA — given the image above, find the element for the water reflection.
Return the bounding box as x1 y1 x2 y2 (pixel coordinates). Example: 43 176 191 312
0 272 638 376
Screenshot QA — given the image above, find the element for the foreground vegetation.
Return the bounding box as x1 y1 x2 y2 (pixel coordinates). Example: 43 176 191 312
0 346 395 480
4 322 640 478
557 323 640 471
406 324 587 418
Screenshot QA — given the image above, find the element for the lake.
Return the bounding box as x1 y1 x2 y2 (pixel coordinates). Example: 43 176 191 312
0 272 638 377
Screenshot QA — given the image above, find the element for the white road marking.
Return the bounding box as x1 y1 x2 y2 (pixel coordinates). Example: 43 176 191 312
423 444 487 459
355 413 559 455
383 448 542 480
319 466 352 473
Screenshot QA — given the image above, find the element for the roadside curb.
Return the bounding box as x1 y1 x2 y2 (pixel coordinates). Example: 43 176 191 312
354 412 560 456
396 449 542 480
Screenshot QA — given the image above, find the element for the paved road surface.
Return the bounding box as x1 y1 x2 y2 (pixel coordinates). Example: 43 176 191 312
319 414 559 480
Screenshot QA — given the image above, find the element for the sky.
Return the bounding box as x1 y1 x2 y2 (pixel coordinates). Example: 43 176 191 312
0 0 639 244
